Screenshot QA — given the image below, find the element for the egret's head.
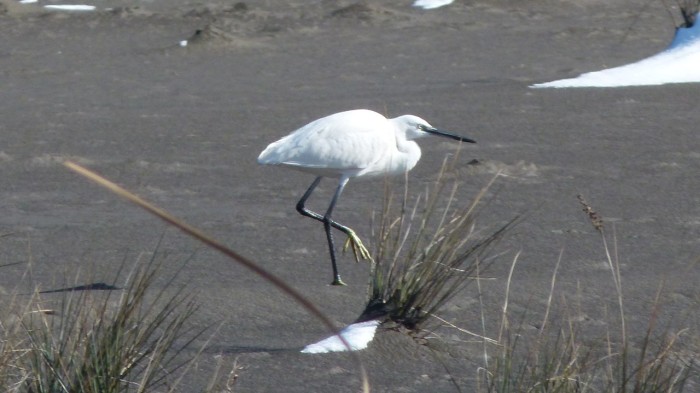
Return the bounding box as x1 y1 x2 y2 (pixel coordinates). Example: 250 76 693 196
394 115 476 143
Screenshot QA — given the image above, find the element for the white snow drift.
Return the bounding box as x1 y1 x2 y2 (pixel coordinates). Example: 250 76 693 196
532 18 700 88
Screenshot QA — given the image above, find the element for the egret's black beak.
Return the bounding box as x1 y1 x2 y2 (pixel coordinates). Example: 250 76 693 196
423 126 476 144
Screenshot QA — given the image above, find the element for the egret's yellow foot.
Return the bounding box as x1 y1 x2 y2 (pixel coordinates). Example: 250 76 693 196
342 230 374 263
330 278 348 286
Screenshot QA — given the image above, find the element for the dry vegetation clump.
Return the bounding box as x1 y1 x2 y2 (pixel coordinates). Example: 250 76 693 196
358 162 698 392
678 0 700 27
360 158 517 333
474 196 698 392
0 251 232 393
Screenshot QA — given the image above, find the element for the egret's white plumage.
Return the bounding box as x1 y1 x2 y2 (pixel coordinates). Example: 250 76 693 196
258 109 475 285
258 110 432 179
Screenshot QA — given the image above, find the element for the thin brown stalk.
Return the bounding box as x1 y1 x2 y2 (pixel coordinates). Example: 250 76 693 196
498 251 521 344
539 248 564 338
63 161 369 392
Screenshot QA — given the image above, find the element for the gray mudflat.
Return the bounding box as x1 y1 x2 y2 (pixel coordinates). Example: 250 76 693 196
1 1 698 391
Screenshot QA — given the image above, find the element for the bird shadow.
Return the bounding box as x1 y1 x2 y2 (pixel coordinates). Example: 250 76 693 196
31 282 121 295
203 344 300 355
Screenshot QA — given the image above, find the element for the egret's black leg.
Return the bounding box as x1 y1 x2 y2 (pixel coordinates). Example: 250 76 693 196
296 176 351 285
321 177 349 285
296 177 355 236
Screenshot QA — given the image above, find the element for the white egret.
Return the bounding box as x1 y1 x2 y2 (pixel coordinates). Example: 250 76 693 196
258 109 475 285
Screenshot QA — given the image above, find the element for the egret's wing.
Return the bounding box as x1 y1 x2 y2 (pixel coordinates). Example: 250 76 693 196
258 110 392 175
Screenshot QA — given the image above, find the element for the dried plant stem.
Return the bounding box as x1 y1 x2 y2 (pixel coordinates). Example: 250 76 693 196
429 313 498 344
538 248 564 338
600 226 626 353
63 161 369 393
498 251 521 344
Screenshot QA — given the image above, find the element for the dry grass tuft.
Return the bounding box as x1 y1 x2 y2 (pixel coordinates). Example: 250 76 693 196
479 260 697 392
474 195 698 392
0 249 221 393
360 158 517 334
679 0 700 27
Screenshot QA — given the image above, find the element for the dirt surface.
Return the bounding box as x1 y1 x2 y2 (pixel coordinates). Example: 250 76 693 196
1 0 699 391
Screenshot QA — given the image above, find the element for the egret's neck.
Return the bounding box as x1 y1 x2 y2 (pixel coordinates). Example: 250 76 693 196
393 138 421 174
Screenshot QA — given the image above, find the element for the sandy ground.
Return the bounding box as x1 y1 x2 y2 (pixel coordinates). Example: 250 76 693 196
1 0 699 391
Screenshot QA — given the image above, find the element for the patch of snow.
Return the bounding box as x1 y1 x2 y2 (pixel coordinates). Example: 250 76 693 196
44 4 96 11
413 0 455 10
301 320 380 354
532 16 700 88
669 16 700 49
